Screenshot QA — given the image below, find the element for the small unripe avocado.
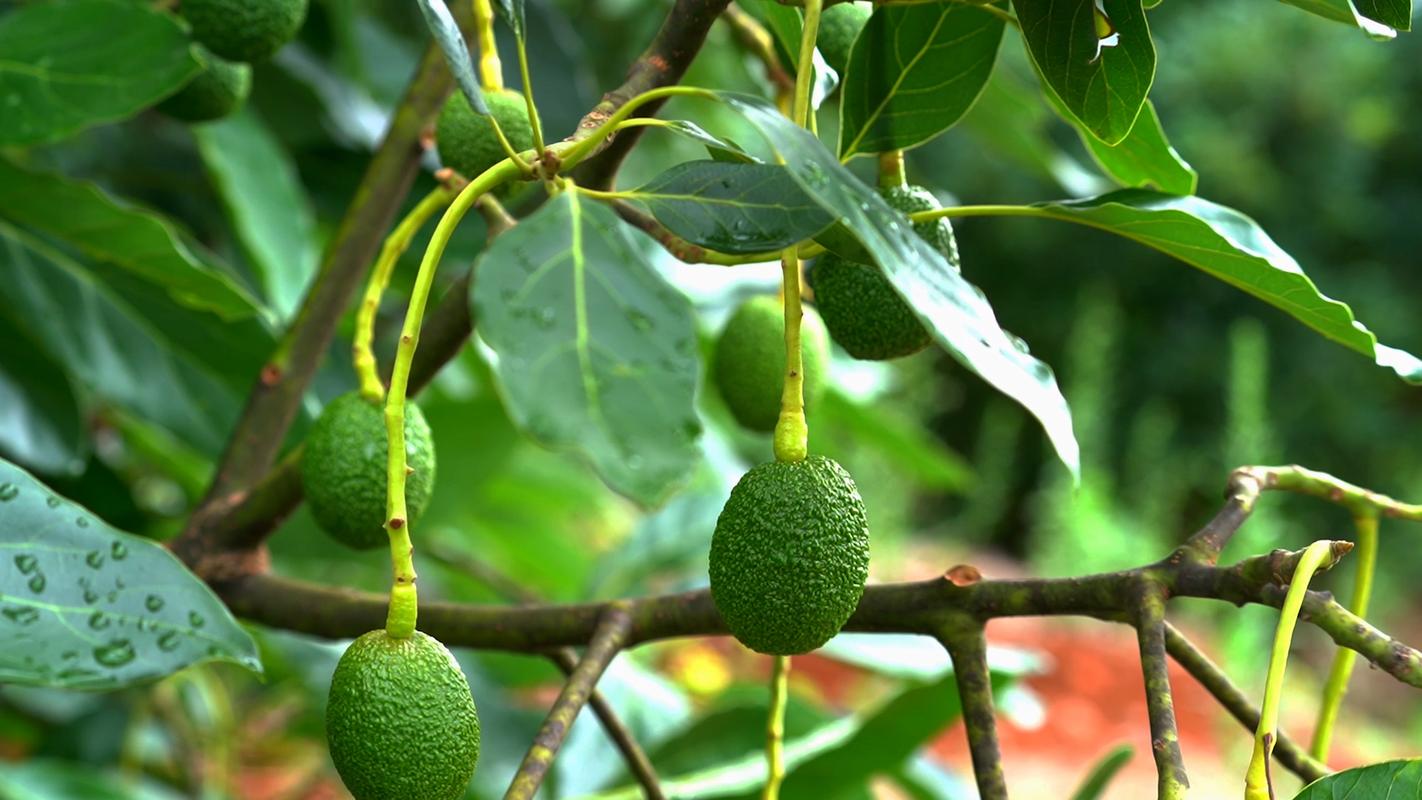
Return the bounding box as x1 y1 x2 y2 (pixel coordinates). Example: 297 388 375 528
709 456 869 655
327 630 480 800
812 184 959 360
301 392 436 550
181 0 308 63
712 295 830 433
818 2 872 77
436 90 535 187
158 47 251 123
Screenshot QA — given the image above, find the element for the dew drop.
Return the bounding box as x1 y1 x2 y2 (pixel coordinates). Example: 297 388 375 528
14 554 38 575
92 639 135 668
110 541 128 560
157 631 181 652
75 517 88 528
82 588 99 604
45 496 59 508
144 595 165 613
85 551 104 569
0 483 17 502
188 611 205 629
88 611 111 630
2 606 39 625
27 574 45 594
626 310 653 332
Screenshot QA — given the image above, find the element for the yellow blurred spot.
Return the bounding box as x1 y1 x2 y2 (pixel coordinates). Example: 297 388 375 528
670 644 733 696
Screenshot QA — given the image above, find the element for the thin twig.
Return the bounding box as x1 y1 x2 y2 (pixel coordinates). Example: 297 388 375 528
504 604 633 800
1132 581 1188 799
937 615 1007 800
427 544 666 800
1162 623 1329 783
1311 511 1379 761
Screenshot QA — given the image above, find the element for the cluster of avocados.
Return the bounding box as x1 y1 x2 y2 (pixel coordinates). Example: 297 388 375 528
158 0 309 123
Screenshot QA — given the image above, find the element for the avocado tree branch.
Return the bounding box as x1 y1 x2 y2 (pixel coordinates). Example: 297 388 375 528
936 616 1007 800
1133 581 1188 799
1162 623 1329 783
570 0 733 189
503 604 633 800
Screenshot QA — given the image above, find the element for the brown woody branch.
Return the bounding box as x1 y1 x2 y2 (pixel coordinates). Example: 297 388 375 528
1134 581 1188 799
936 615 1007 800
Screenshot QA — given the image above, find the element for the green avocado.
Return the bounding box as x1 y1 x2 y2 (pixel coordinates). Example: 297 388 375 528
436 89 535 188
812 184 958 360
326 630 480 800
301 392 436 550
713 295 831 433
157 47 251 123
181 0 308 63
818 2 872 77
709 456 869 655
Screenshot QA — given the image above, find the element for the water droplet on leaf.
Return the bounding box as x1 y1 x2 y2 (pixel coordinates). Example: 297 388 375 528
14 555 37 575
88 611 111 630
2 606 39 625
188 612 205 629
93 640 135 668
145 595 165 613
0 483 17 502
110 541 128 560
85 551 104 569
27 575 45 593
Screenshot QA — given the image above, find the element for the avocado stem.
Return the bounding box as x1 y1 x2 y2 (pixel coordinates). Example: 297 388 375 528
762 655 791 800
772 250 808 463
878 149 906 189
353 186 456 404
472 0 504 91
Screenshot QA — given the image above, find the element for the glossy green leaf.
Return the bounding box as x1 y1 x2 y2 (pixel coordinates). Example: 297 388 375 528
471 192 702 505
838 4 1004 159
0 159 265 322
0 457 261 689
1013 0 1155 145
724 92 1081 477
1017 191 1422 382
416 0 487 114
653 120 758 164
0 0 199 146
1049 95 1196 195
1069 744 1134 800
491 0 526 39
0 315 86 477
0 222 247 455
1293 759 1422 798
193 109 320 320
632 161 834 254
1277 0 1405 35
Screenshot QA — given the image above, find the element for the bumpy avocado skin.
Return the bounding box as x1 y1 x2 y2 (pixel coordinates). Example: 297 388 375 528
713 296 831 433
709 456 870 655
181 0 308 63
326 630 480 800
158 47 251 123
818 2 872 77
301 392 436 550
812 184 959 360
436 90 535 188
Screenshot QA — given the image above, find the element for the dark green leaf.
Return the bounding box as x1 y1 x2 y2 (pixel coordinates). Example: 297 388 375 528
193 109 320 319
1069 744 1134 800
654 120 759 164
416 0 488 114
491 0 526 39
1013 0 1155 145
1277 0 1404 35
1050 96 1196 195
1293 759 1422 798
632 161 834 254
0 159 265 322
838 4 1005 159
471 192 702 505
0 222 246 455
0 457 261 689
0 315 86 477
0 0 199 146
1020 191 1422 381
724 92 1081 477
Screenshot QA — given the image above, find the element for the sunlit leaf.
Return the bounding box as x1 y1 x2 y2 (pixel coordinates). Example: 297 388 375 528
1277 0 1405 36
1069 744 1134 800
0 0 199 146
1293 759 1422 798
0 457 261 690
1048 96 1196 195
471 192 702 505
632 161 834 254
838 4 1004 159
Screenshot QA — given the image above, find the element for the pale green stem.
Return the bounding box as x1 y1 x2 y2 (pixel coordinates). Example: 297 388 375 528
878 150 906 189
763 655 791 800
1310 512 1380 762
772 252 808 463
516 37 545 155
353 187 456 403
382 156 525 639
791 0 821 129
561 85 719 169
1244 540 1336 799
